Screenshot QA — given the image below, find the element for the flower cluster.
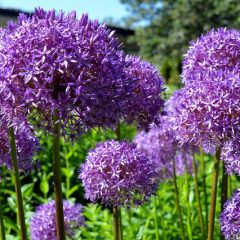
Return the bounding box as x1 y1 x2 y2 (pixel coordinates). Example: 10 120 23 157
134 115 195 180
122 55 164 129
220 189 240 240
30 200 85 240
0 8 131 137
79 140 158 207
169 28 240 152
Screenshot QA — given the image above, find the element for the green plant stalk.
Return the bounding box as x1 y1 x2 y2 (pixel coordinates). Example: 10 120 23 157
154 196 160 240
0 201 6 240
220 162 228 240
9 127 27 240
52 114 66 240
65 155 70 199
113 207 121 240
207 148 221 240
228 176 232 198
192 157 205 239
184 159 192 240
200 147 208 231
172 157 185 240
115 124 123 240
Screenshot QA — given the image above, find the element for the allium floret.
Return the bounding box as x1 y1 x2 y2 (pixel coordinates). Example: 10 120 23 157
220 189 240 240
79 140 158 207
30 200 85 240
0 8 131 137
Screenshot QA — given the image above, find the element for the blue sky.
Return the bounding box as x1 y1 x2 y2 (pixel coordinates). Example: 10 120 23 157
0 0 129 23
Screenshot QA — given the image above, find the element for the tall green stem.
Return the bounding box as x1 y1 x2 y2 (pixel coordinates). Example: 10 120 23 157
0 200 5 240
200 147 208 231
228 176 232 198
220 162 228 240
9 127 26 240
207 148 221 240
115 124 123 240
52 114 66 240
184 159 192 240
154 196 159 240
113 207 121 240
192 157 204 239
172 157 185 240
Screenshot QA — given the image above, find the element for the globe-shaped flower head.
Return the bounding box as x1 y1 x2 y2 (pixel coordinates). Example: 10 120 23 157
122 55 165 129
79 140 158 207
134 114 195 180
169 28 240 150
182 28 240 85
220 189 240 239
30 200 85 240
0 8 131 137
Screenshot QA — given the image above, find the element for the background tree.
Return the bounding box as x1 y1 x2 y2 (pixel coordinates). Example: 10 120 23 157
120 0 240 87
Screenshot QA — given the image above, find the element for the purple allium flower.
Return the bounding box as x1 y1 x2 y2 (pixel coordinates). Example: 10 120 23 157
221 139 240 175
30 200 85 240
0 8 131 137
79 140 158 207
134 115 195 180
169 28 240 150
0 116 39 173
220 189 240 239
182 28 240 85
122 55 165 129
168 70 240 149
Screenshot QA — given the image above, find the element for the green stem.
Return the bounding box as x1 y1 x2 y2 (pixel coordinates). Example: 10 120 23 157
207 148 221 240
200 147 208 231
115 124 123 240
119 208 123 240
113 207 121 240
172 157 185 240
9 127 27 240
184 159 192 240
0 200 5 240
154 196 159 240
192 157 205 239
228 176 232 198
52 114 66 240
220 162 228 240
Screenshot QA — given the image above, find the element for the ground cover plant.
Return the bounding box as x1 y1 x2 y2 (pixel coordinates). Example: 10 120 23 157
0 7 240 240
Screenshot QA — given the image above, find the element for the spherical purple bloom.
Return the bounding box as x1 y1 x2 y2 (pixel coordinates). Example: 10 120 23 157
169 28 240 150
30 200 85 240
134 115 195 180
122 55 165 129
169 70 240 150
79 140 158 207
0 8 131 137
220 189 240 239
182 28 240 85
0 115 39 173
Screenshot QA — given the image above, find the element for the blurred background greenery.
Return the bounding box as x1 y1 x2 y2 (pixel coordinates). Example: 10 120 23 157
0 0 240 239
